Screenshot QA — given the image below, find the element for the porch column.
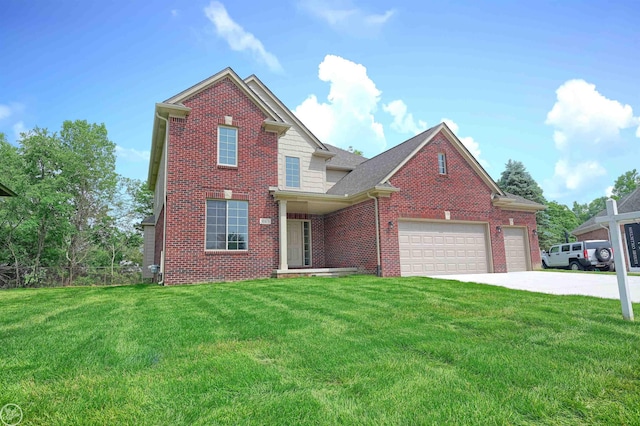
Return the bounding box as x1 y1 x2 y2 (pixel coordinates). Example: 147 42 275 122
279 200 288 270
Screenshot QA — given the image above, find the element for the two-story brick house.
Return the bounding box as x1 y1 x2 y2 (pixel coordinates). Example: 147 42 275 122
142 68 544 284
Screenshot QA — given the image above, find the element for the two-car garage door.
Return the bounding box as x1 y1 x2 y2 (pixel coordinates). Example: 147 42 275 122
399 221 489 276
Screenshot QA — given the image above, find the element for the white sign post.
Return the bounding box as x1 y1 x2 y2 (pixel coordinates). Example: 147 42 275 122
595 198 638 321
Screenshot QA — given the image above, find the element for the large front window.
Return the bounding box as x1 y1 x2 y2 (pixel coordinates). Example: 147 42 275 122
206 200 248 250
285 156 300 188
218 126 238 166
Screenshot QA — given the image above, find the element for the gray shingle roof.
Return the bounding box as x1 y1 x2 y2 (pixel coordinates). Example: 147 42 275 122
327 125 441 196
141 215 155 226
504 192 545 207
325 144 367 170
573 187 640 234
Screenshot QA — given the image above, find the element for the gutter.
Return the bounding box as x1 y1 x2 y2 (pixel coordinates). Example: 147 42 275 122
367 192 382 277
155 112 169 285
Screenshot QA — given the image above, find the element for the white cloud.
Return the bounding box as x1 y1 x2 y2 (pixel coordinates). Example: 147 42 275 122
116 145 150 162
0 102 24 121
441 118 488 168
546 79 640 146
382 100 427 135
554 159 606 191
294 55 385 154
605 185 614 197
299 0 395 32
12 121 26 140
0 105 11 120
204 1 283 73
545 79 640 195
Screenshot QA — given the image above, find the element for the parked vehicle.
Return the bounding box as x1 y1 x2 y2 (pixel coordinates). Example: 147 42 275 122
541 240 615 271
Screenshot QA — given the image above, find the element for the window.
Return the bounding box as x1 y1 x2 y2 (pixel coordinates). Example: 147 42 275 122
218 126 237 166
285 156 300 188
550 247 559 254
206 200 248 250
561 245 570 252
438 153 447 174
572 244 582 251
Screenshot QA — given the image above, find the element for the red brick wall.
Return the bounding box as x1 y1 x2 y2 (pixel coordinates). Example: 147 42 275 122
324 200 378 274
311 215 326 268
376 131 540 276
575 228 609 242
163 77 280 284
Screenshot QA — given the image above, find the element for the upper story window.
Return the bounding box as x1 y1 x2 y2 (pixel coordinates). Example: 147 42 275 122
285 156 300 188
206 200 248 250
218 126 238 166
438 153 447 175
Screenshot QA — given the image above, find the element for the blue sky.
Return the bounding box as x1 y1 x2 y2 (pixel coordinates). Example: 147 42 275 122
1 0 639 206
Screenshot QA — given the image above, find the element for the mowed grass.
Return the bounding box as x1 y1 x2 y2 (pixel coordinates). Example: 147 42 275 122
1 276 640 425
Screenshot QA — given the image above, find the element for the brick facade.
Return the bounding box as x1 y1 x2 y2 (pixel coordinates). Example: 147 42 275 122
376 132 541 276
151 72 543 284
163 77 280 284
324 200 378 274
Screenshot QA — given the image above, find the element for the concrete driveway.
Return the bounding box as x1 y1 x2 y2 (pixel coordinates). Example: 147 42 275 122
436 271 640 302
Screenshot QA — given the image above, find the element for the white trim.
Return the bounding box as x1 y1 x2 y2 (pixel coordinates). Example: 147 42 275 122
204 199 249 251
217 126 238 167
244 74 330 152
165 68 281 122
285 156 301 189
438 152 447 175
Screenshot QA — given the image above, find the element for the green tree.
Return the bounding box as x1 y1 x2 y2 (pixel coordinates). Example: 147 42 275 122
611 169 639 199
543 201 581 248
572 197 607 223
497 160 546 204
59 120 118 282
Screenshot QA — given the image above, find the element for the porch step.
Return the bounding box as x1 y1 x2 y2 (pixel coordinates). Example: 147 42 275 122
273 267 358 279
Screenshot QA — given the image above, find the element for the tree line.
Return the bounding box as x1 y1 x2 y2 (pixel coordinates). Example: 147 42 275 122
0 121 152 287
498 160 639 250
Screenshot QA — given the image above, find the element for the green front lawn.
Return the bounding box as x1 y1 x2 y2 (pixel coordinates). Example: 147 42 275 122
1 276 639 425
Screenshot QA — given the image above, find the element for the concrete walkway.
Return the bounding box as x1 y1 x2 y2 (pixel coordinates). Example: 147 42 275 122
435 271 640 302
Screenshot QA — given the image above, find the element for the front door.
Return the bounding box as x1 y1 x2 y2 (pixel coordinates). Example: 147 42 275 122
287 221 303 267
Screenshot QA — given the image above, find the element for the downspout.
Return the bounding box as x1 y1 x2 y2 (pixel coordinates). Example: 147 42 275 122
367 192 382 277
156 112 169 285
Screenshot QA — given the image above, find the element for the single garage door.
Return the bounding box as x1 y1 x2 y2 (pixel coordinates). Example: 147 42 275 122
504 227 528 272
399 221 489 276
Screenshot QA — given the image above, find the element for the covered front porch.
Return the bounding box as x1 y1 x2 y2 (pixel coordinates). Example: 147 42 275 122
270 187 395 277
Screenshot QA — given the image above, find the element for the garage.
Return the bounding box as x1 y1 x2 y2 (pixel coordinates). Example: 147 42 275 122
504 227 528 272
398 221 490 276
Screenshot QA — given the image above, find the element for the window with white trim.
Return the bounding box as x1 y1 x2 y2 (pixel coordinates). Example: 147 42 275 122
218 126 238 166
206 200 248 250
438 152 447 175
285 156 300 188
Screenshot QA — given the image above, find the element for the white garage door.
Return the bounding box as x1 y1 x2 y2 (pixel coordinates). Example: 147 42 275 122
504 227 528 272
399 221 489 276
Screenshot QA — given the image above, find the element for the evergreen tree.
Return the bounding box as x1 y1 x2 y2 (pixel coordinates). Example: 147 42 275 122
497 160 546 204
497 160 553 248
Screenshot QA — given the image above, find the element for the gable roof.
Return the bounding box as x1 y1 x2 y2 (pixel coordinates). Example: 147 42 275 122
244 74 331 154
164 67 283 123
572 187 640 235
325 144 367 170
327 123 504 197
148 68 291 190
0 182 16 196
